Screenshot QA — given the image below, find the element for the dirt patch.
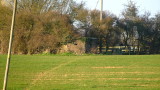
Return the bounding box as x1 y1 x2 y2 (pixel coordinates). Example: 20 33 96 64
92 66 127 69
49 72 156 77
25 60 76 90
31 77 160 81
97 78 160 81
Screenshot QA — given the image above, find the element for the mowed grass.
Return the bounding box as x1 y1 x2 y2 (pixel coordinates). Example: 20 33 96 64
0 55 160 90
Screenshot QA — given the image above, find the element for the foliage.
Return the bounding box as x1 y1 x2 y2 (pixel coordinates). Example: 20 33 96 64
0 5 12 53
117 0 160 54
16 11 74 54
122 0 139 20
0 3 74 54
0 0 160 54
3 0 74 14
89 10 120 53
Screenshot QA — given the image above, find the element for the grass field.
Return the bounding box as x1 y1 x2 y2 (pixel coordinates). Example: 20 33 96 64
0 55 160 90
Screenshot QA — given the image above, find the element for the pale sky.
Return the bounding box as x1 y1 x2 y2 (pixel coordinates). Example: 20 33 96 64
75 0 160 17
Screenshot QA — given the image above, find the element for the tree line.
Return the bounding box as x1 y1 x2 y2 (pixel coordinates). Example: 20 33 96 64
0 0 160 54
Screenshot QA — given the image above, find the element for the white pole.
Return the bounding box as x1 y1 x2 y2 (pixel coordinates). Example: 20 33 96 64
3 0 17 90
100 0 103 21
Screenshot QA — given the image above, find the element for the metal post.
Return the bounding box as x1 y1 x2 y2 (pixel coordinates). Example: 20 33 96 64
99 0 103 53
3 0 17 90
100 0 103 21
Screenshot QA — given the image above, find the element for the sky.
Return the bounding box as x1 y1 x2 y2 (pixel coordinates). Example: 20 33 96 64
75 0 160 17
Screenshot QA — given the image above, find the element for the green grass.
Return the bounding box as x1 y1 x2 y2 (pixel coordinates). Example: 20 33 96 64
0 55 160 90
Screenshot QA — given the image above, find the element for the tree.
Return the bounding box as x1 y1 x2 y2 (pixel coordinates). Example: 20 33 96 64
122 0 139 20
149 13 160 54
0 0 75 54
89 10 118 53
118 0 140 54
135 12 152 54
0 4 12 54
13 11 74 54
3 0 74 14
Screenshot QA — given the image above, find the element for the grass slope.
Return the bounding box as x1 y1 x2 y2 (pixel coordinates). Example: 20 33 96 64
0 55 160 90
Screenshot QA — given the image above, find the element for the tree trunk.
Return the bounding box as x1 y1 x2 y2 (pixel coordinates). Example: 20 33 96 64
99 37 103 54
